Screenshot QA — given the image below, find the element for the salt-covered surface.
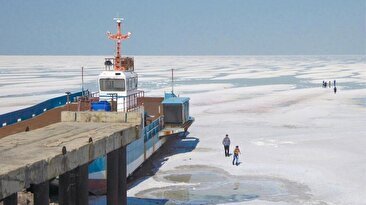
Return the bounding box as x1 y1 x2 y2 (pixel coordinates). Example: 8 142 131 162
0 55 366 204
0 56 102 114
135 55 366 205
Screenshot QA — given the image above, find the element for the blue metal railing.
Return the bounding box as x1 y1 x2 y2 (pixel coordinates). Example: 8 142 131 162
0 91 83 127
143 116 163 142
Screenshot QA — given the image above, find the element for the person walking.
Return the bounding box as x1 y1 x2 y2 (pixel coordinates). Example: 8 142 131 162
232 146 241 165
334 86 337 94
222 134 231 157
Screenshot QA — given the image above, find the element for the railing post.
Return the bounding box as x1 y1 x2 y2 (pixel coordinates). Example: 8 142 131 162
124 97 126 112
65 92 71 111
136 93 138 107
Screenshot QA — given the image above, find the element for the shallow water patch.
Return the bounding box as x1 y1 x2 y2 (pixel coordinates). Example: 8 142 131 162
135 165 315 204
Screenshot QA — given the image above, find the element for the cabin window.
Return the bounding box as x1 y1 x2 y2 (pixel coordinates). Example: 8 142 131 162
129 78 133 89
99 79 125 91
131 78 135 89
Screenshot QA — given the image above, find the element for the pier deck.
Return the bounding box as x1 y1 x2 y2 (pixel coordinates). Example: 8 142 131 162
0 111 141 205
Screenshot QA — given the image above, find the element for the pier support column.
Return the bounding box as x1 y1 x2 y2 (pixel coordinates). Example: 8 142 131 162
33 181 49 205
3 193 17 205
107 149 119 205
59 169 76 205
59 170 71 205
75 163 89 205
59 165 88 205
118 146 127 205
107 146 128 205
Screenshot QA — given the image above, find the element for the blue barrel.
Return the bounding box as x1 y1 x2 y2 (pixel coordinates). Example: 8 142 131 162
91 101 111 111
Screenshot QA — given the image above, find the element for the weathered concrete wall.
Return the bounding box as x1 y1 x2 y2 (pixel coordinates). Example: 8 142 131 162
61 111 141 124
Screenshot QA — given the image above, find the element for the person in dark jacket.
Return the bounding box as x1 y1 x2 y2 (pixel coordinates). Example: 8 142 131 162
222 134 231 157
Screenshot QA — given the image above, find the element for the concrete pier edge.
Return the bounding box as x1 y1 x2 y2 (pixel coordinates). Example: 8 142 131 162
0 111 142 202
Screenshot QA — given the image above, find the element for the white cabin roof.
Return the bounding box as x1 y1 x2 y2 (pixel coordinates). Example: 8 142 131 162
98 70 137 79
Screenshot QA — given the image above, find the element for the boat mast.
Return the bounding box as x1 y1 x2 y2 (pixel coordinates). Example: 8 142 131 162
107 18 131 71
171 69 174 94
81 66 84 95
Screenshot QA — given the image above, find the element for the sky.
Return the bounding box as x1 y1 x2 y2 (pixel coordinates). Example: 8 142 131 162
0 0 365 55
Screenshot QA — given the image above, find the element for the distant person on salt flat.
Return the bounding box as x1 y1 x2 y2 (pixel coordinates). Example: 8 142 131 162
232 146 241 166
222 134 231 157
334 80 336 87
334 87 337 94
329 81 332 88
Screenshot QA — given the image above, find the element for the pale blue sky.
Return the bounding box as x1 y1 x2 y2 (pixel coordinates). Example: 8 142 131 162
0 0 365 55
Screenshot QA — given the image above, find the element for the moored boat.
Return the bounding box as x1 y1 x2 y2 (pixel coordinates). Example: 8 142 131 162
0 17 194 195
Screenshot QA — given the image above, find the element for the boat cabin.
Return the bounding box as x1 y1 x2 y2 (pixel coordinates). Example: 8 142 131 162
162 92 190 125
98 58 141 111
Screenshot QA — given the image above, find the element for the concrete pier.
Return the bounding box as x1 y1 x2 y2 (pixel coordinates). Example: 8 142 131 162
0 111 141 204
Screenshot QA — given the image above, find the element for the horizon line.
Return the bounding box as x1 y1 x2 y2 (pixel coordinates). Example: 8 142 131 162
0 54 365 57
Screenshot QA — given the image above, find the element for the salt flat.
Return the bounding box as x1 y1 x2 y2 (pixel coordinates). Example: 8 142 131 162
136 55 366 205
0 55 365 204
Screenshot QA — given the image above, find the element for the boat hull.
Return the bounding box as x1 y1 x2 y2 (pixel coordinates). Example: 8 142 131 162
87 123 168 194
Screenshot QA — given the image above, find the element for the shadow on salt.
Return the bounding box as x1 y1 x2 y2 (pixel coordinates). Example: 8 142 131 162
89 134 200 205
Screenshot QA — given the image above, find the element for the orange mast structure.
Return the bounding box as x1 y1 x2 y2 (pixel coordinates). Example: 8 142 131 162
107 18 131 71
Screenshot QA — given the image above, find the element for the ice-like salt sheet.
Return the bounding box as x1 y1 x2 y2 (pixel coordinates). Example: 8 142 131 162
0 56 101 114
1 55 366 205
131 56 366 205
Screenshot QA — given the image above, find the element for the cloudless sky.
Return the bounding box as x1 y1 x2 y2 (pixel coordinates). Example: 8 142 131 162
0 0 365 55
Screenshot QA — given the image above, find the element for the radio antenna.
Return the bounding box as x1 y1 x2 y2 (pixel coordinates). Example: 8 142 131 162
107 17 131 71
